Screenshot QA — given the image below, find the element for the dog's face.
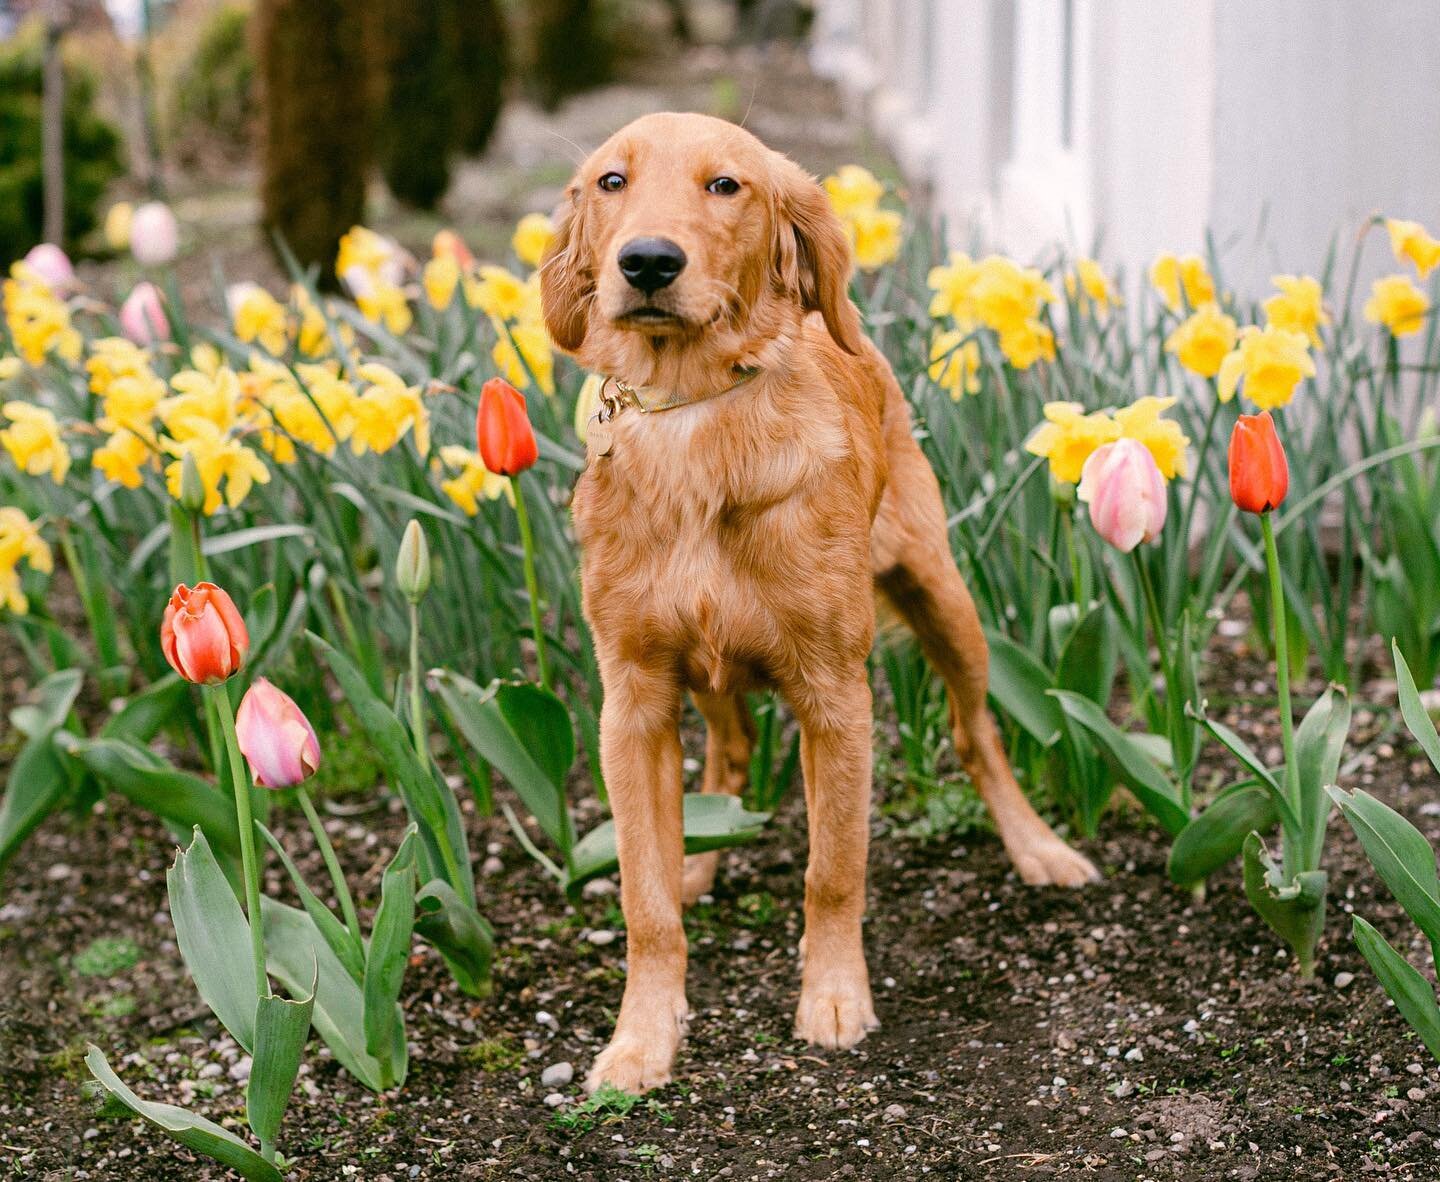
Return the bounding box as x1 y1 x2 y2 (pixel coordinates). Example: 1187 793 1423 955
540 112 861 365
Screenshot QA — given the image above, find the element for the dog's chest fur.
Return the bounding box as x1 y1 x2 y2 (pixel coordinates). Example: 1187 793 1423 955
572 381 871 692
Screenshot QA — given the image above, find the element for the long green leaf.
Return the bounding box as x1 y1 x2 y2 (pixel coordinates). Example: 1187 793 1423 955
1294 686 1350 867
167 828 259 1052
1055 604 1117 708
260 825 365 983
983 630 1062 747
100 675 188 743
363 828 418 1081
1352 916 1440 1063
1050 691 1188 834
1242 832 1326 977
1329 787 1440 956
84 1047 282 1182
0 669 83 873
414 880 494 999
247 970 316 1155
1394 641 1440 775
1167 783 1278 885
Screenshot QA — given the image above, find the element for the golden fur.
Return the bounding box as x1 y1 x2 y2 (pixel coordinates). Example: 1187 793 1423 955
540 112 1097 1095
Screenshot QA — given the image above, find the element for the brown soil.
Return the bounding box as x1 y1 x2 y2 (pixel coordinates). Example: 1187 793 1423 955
3 622 1440 1182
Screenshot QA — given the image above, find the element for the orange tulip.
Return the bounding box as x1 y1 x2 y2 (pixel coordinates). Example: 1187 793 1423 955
1228 411 1289 514
476 377 538 476
160 582 249 684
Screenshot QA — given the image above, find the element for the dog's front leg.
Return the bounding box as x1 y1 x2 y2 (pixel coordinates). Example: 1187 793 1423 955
789 669 880 1049
585 664 688 1095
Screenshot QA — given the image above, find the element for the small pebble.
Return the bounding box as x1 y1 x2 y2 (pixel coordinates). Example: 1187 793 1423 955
541 1061 573 1088
535 1011 559 1032
586 930 618 946
544 1092 566 1108
1334 971 1355 988
883 1103 906 1120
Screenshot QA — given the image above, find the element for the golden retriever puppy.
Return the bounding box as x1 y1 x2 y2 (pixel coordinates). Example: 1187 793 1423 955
539 112 1097 1095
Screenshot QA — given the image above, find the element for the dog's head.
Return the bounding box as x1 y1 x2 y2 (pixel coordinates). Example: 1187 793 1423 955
539 112 862 374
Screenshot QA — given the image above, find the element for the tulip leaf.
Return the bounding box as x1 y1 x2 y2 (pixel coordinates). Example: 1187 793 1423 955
261 898 403 1093
308 632 473 906
1055 603 1118 709
431 670 575 856
363 827 418 1081
83 1047 282 1182
168 827 259 1052
100 674 188 743
1294 686 1350 867
1394 641 1440 776
414 879 494 999
59 736 239 857
983 630 1063 747
202 523 312 557
259 824 365 983
1351 916 1440 1063
1186 705 1300 834
1241 832 1327 977
247 968 315 1156
1050 690 1188 834
566 794 771 893
1167 782 1278 885
0 669 83 875
1328 786 1440 959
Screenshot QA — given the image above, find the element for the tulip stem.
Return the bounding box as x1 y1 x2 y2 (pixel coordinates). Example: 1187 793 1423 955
297 786 362 946
1133 549 1172 731
209 684 269 1001
511 475 551 691
1260 511 1301 874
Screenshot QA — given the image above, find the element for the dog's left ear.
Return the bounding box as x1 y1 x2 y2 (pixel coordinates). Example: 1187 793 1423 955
539 185 593 353
772 158 864 355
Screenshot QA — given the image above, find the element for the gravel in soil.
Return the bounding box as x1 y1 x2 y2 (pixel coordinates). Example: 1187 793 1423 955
4 625 1440 1181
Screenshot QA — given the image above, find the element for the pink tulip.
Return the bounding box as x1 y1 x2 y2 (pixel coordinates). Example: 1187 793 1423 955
119 282 169 344
130 201 179 267
23 243 75 292
235 677 322 789
1077 438 1168 553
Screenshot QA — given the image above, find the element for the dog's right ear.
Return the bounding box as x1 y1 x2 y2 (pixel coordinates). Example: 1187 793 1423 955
539 185 592 353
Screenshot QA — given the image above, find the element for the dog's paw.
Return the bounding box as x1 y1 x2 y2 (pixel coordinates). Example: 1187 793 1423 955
680 851 720 907
585 1038 676 1095
1010 838 1099 888
795 972 879 1050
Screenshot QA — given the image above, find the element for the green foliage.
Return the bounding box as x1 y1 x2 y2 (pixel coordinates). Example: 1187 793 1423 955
370 0 453 209
171 2 257 160
0 27 124 264
73 936 142 978
440 0 506 156
257 0 369 273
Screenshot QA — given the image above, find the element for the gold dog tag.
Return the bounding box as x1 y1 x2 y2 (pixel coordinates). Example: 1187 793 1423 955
586 413 614 461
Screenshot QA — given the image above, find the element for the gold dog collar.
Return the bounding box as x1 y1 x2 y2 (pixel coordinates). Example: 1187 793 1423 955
600 366 761 416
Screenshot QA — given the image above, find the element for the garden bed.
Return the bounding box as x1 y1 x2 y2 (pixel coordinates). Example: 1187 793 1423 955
3 626 1438 1182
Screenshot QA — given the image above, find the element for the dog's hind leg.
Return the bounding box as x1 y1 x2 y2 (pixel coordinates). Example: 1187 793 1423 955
872 432 1100 888
682 692 756 906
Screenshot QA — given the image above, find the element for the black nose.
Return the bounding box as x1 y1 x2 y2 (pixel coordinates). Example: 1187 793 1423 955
618 237 687 294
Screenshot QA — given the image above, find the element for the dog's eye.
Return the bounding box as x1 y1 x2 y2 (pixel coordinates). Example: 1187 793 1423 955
598 172 627 193
706 176 741 196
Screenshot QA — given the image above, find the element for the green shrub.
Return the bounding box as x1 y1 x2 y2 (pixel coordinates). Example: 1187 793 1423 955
0 25 125 266
171 2 256 160
371 0 453 209
441 0 506 157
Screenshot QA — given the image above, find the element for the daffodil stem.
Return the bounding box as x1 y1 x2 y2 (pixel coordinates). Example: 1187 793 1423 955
1261 511 1301 877
297 786 362 946
511 476 551 691
1060 508 1083 609
209 684 269 1001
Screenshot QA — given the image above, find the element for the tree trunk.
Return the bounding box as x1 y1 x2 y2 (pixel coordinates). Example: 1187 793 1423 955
41 2 65 245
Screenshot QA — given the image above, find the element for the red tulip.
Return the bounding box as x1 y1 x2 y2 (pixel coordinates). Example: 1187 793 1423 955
476 377 538 476
235 678 321 789
1229 411 1289 514
160 582 249 684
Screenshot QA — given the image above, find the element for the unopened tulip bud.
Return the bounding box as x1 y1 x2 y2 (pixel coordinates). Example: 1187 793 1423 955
235 678 321 789
118 282 169 345
23 243 75 293
1228 412 1289 515
396 519 432 603
178 451 206 514
104 202 134 251
1077 438 1167 553
130 201 179 267
476 377 539 477
161 582 249 684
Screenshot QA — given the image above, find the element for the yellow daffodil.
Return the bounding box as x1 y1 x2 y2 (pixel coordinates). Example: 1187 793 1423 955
93 428 156 488
1385 219 1440 279
0 506 53 615
1025 402 1121 484
512 213 556 268
3 271 82 365
228 283 289 356
493 321 555 395
1263 275 1329 349
160 366 242 441
292 286 337 357
996 319 1055 369
337 225 406 287
1114 396 1190 480
436 445 512 514
86 338 166 442
1150 253 1215 312
423 255 460 311
0 357 21 381
1 401 70 482
1065 258 1121 316
350 363 428 457
162 421 272 515
104 202 134 251
928 252 980 321
848 206 903 271
573 373 605 442
928 329 981 398
465 265 538 322
262 363 358 457
355 281 413 336
822 165 885 219
1164 302 1238 378
1363 274 1429 338
1217 325 1315 409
